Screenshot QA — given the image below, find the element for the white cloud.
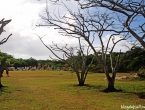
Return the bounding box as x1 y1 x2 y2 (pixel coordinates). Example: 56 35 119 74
102 34 133 52
0 0 79 60
0 0 133 60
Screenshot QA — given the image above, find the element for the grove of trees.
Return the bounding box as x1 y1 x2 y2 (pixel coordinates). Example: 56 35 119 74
37 0 145 91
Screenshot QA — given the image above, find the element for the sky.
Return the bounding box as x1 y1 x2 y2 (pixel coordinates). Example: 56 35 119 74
0 0 133 60
0 0 79 60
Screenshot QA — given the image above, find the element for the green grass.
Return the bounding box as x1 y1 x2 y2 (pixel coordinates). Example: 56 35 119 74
0 71 145 110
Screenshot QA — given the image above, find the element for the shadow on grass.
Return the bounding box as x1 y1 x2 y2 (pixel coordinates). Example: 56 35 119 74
0 86 8 95
100 88 123 93
119 86 145 99
121 91 145 99
72 84 122 92
73 84 145 99
73 84 104 90
80 84 145 99
137 92 145 99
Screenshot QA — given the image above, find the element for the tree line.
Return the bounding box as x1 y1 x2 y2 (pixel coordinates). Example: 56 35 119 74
0 52 65 70
0 46 144 72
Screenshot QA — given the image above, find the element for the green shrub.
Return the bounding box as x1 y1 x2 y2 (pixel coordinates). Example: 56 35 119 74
137 67 145 79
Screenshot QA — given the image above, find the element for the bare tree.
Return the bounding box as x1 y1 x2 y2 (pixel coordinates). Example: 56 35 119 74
0 18 12 88
38 2 134 91
79 0 145 48
47 0 145 47
38 35 94 86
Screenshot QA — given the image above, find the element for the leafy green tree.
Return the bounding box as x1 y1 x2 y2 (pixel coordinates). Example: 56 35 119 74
125 47 145 71
0 52 13 59
25 57 38 67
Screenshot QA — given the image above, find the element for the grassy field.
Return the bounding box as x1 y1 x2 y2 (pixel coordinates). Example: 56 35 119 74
0 71 145 110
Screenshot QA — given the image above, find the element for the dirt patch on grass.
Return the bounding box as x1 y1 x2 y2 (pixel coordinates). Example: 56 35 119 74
115 73 138 81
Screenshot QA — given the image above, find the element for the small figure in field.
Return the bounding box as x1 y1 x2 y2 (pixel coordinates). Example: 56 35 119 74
5 67 9 77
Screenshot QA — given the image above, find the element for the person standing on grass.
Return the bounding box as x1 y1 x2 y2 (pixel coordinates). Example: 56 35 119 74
6 67 9 77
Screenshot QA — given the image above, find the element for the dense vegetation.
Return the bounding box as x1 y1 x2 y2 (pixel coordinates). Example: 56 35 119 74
0 47 145 73
0 53 65 69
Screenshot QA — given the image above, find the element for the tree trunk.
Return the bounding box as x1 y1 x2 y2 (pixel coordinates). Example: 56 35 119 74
103 76 118 92
107 77 115 90
0 58 7 88
0 77 3 88
78 71 88 86
78 80 85 86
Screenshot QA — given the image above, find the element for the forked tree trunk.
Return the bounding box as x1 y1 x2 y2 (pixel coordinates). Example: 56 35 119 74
75 68 86 86
77 71 88 86
76 73 85 86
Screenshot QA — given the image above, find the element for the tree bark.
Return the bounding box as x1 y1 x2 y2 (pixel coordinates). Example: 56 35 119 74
0 58 7 88
107 77 115 90
0 78 3 88
78 80 85 86
103 75 118 92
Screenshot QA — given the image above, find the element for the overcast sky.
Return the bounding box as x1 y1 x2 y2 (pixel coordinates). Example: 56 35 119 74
0 0 133 60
